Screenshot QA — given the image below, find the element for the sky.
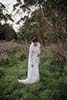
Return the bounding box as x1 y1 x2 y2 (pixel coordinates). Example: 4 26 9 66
0 0 24 31
0 0 17 12
0 0 38 32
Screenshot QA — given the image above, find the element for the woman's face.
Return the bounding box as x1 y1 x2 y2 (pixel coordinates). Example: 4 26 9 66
33 42 38 46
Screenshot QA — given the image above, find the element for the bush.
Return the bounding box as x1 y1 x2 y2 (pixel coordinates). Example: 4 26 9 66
20 53 27 61
0 54 10 65
46 55 65 75
0 69 5 78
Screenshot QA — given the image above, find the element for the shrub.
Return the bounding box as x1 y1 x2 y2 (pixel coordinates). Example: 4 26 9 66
0 54 10 65
20 53 27 61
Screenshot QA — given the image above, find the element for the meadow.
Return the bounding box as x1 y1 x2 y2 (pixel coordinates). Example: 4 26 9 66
0 43 67 100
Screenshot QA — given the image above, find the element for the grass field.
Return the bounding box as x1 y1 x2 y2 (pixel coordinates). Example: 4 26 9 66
0 45 67 100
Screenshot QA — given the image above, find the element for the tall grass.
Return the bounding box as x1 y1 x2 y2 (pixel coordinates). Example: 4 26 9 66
0 49 67 100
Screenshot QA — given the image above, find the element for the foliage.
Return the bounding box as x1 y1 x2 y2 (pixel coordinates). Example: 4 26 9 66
17 0 67 46
0 24 17 40
19 22 35 42
20 52 27 61
0 2 14 23
0 48 67 100
0 0 67 43
19 8 67 45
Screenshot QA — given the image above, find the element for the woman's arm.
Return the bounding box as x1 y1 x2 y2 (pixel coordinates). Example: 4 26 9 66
29 45 34 67
37 43 41 57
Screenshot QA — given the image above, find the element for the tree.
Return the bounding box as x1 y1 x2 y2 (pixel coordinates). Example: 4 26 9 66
0 2 14 24
14 0 67 43
0 2 17 40
0 24 17 40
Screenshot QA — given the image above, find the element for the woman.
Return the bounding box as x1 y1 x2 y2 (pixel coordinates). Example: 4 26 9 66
18 37 41 84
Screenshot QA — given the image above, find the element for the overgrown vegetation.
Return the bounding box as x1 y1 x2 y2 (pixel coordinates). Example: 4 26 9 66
0 24 17 40
0 0 67 100
0 48 67 100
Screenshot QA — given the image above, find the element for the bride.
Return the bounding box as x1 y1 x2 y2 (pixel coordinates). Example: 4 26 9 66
18 37 41 84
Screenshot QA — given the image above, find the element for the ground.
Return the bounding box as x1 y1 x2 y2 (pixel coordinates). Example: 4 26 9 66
0 41 67 100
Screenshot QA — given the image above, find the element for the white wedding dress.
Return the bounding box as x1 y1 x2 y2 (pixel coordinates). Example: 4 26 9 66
18 42 40 84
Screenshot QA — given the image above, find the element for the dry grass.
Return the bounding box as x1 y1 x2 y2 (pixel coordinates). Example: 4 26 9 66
0 40 29 53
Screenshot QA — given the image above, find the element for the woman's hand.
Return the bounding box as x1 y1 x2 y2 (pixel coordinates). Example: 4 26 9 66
31 64 34 67
37 54 40 57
